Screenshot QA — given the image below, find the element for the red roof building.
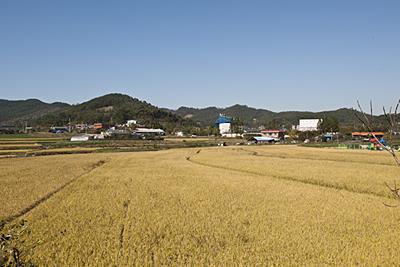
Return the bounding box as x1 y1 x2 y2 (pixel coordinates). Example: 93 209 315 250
351 132 384 138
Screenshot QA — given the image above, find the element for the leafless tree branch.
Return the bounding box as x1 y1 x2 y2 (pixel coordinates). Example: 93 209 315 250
354 100 400 205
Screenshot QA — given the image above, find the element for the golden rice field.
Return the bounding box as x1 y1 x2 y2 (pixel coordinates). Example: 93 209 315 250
0 143 41 148
1 145 400 266
0 147 101 157
0 154 110 220
0 149 31 154
0 138 65 143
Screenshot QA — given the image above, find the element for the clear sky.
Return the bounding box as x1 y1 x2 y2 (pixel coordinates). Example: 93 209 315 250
1 0 399 112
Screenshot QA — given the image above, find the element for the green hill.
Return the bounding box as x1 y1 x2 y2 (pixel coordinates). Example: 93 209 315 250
35 93 191 131
0 99 70 125
174 105 390 130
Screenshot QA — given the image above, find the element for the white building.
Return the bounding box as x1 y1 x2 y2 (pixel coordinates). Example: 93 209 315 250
219 123 231 135
297 119 321 131
126 120 137 126
134 128 165 140
215 114 233 136
175 131 184 137
135 128 165 135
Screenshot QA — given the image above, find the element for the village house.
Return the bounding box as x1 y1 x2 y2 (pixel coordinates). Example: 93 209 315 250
351 132 385 140
93 123 103 130
261 129 286 140
74 124 88 132
0 125 17 134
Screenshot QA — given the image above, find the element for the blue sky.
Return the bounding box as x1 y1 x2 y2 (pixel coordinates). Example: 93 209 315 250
1 0 399 112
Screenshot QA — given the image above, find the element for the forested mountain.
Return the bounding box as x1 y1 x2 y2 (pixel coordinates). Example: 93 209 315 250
2 94 396 131
0 99 70 125
35 93 191 131
173 105 392 129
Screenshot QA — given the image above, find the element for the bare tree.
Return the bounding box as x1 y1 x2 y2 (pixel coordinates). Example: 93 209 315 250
353 100 400 205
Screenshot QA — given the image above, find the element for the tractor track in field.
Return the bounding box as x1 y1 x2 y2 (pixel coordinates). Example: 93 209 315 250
119 199 130 255
0 159 107 266
237 148 397 167
0 159 107 230
185 152 391 200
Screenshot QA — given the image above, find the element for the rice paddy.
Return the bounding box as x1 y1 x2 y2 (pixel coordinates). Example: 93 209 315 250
1 145 400 266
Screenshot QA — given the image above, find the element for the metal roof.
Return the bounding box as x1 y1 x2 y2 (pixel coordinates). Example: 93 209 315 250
253 136 275 141
352 132 385 136
135 128 165 133
261 130 286 133
215 114 232 125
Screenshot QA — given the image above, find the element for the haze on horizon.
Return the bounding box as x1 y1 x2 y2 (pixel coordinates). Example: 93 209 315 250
1 0 399 112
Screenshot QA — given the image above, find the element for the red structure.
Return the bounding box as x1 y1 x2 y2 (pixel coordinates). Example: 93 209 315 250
351 132 384 138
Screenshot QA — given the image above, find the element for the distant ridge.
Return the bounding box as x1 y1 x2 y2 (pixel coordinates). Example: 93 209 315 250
1 93 394 130
34 93 190 131
171 105 392 129
0 99 70 125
